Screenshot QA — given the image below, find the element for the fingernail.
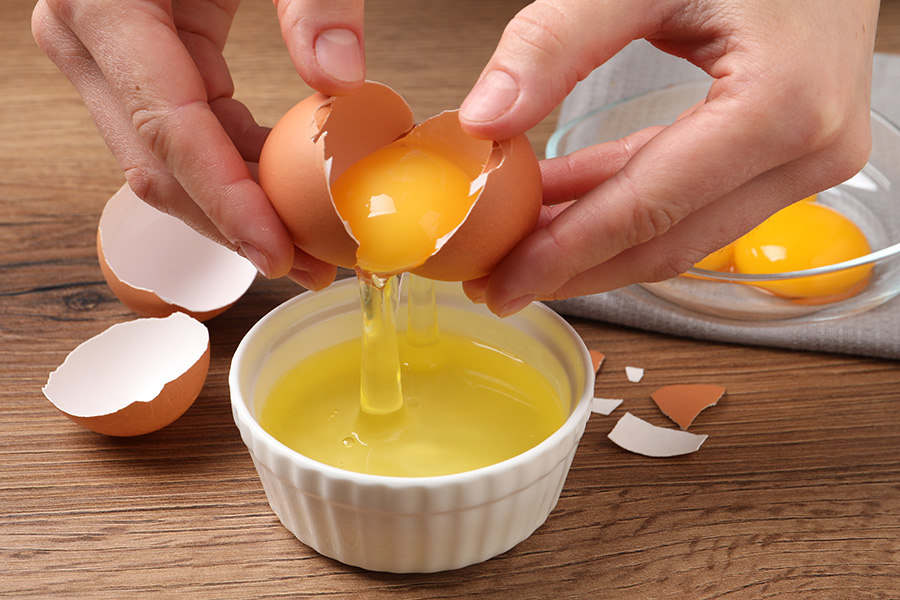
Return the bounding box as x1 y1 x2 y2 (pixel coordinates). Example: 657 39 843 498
288 268 323 291
315 28 365 83
460 70 519 123
240 243 271 278
497 294 536 318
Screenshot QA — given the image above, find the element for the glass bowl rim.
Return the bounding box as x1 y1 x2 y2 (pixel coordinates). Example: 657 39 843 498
545 79 900 283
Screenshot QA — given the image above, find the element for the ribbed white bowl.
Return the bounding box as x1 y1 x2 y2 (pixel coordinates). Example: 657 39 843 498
230 279 593 572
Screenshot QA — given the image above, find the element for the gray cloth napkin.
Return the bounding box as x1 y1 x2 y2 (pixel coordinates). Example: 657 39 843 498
548 42 900 360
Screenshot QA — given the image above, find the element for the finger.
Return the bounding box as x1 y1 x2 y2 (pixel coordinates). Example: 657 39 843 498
480 80 872 316
543 143 863 300
31 3 205 232
288 249 339 291
33 0 236 244
43 0 297 278
542 125 662 204
210 97 270 163
464 126 658 304
462 202 568 303
459 0 660 139
273 0 366 95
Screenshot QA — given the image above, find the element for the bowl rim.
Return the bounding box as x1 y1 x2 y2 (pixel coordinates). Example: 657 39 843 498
229 277 595 489
545 79 900 283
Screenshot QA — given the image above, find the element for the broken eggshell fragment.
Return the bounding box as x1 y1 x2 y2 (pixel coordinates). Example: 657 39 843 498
97 183 258 321
42 312 210 437
651 384 725 430
258 80 543 281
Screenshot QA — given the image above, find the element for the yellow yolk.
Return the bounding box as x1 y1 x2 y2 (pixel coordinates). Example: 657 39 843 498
331 143 481 275
692 196 817 274
733 201 873 299
693 242 736 272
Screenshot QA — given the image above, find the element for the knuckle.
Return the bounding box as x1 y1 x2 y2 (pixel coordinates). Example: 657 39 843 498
776 92 873 187
505 3 566 60
131 100 205 164
31 0 73 56
503 1 585 84
630 202 677 247
791 98 846 152
122 166 163 210
131 107 169 159
616 170 685 248
644 252 697 283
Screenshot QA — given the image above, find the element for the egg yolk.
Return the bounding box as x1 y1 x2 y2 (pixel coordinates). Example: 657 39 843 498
693 195 819 275
733 201 872 299
330 143 482 275
693 241 736 272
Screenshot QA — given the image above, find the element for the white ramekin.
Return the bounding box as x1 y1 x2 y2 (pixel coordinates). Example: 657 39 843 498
230 278 593 573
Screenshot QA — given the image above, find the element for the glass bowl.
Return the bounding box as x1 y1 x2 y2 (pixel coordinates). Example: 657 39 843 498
546 80 900 323
229 278 593 572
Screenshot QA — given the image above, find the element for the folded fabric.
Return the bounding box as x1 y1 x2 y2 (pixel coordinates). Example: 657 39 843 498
548 42 900 360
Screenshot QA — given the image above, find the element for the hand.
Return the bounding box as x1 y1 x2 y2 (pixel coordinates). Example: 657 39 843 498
458 0 880 317
31 0 364 290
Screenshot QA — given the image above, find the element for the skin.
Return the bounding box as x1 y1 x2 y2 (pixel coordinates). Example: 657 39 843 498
32 0 880 315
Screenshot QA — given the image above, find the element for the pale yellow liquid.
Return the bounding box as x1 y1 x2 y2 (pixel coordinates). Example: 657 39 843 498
258 328 567 477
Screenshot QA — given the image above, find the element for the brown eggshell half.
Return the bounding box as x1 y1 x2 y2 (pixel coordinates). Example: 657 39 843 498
42 312 210 437
407 111 543 281
97 183 258 321
259 81 416 269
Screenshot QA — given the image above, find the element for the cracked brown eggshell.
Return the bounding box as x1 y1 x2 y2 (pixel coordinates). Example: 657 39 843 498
97 183 258 321
258 81 543 281
42 312 210 437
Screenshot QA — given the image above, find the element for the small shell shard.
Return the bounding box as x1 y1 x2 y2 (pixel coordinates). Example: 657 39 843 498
608 412 708 457
651 384 726 430
625 366 644 382
589 350 606 374
591 397 623 416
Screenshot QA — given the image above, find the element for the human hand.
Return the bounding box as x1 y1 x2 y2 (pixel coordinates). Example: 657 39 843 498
31 0 364 290
458 0 880 317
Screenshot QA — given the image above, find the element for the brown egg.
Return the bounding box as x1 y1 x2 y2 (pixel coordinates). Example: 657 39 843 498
42 313 210 437
258 81 542 281
98 183 258 321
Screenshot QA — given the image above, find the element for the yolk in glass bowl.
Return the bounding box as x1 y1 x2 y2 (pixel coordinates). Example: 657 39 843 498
732 200 873 300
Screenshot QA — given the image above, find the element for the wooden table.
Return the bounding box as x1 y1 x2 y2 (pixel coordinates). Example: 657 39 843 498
4 1 899 597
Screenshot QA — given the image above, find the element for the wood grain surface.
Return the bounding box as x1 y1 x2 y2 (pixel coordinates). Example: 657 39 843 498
3 1 900 598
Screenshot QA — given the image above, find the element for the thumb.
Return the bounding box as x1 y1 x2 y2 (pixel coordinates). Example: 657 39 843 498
459 0 659 139
274 0 366 96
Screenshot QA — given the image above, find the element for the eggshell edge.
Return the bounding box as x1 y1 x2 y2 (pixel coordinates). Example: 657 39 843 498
412 126 543 281
260 81 416 269
97 232 237 321
96 184 254 321
59 341 211 437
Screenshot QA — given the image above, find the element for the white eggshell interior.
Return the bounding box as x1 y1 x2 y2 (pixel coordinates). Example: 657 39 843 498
43 312 209 417
100 184 258 312
607 412 708 457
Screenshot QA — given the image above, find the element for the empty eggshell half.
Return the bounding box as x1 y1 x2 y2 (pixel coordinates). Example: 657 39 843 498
258 80 542 281
98 183 258 321
43 312 210 436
